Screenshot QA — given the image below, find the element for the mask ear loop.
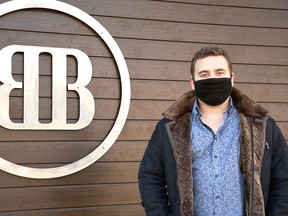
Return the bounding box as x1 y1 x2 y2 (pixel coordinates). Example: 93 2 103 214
248 117 255 216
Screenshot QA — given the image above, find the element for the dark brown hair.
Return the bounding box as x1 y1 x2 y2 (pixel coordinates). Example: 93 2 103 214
190 46 233 78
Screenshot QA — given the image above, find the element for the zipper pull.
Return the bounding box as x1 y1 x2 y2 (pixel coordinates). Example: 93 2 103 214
265 142 270 149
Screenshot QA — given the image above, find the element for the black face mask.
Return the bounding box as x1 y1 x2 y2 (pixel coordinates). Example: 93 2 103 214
194 78 232 106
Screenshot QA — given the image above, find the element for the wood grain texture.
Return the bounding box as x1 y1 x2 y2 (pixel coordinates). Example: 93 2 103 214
161 0 288 9
0 0 287 214
0 183 141 212
0 205 144 216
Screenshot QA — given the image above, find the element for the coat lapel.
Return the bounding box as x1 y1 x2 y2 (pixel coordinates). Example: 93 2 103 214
167 113 193 216
240 114 267 215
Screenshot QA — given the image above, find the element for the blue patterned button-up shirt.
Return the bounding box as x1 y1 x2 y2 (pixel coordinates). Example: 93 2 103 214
191 98 244 216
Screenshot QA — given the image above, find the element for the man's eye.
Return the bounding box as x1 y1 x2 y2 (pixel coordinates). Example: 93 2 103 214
217 71 225 75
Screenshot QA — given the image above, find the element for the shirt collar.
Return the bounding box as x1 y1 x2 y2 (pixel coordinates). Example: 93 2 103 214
192 97 234 117
192 99 201 117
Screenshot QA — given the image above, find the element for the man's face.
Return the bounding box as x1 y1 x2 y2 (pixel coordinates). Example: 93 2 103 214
190 55 235 90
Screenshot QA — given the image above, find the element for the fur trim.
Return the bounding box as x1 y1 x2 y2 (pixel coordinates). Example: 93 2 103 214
240 114 267 215
231 88 268 118
163 91 195 121
163 87 268 120
167 113 193 216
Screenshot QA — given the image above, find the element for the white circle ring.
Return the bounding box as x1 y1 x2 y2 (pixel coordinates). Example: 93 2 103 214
0 0 131 179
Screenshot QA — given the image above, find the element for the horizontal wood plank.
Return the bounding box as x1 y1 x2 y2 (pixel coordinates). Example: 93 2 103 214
9 54 288 85
0 204 144 216
0 118 286 143
10 98 164 121
258 103 288 122
0 183 141 212
0 162 140 188
9 76 121 99
9 98 120 120
1 107 287 163
96 16 288 47
92 59 288 84
35 0 288 28
0 141 147 164
0 115 287 142
117 40 288 65
235 83 288 103
1 11 287 47
130 81 288 103
160 0 288 9
9 77 287 102
0 120 156 141
1 30 288 65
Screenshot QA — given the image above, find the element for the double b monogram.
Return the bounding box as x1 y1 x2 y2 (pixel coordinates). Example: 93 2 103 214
0 0 130 179
0 45 95 130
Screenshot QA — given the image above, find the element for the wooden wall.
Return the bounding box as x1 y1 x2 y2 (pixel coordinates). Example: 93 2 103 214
0 0 287 215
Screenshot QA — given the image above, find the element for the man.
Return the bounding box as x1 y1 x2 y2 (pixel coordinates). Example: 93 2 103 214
138 46 288 216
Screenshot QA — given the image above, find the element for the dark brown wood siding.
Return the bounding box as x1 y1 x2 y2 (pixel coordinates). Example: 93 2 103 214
0 0 287 215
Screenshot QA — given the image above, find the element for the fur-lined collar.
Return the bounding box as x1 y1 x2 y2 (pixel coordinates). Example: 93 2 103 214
163 87 268 120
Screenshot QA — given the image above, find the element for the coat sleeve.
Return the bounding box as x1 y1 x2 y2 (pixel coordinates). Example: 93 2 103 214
266 118 288 215
138 119 173 216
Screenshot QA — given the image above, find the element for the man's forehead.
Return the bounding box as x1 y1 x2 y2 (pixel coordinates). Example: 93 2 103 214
195 56 229 71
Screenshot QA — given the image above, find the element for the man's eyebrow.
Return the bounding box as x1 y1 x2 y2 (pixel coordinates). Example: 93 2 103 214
216 68 227 71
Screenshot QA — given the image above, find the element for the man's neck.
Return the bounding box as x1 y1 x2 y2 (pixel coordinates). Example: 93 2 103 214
198 98 230 134
198 98 230 116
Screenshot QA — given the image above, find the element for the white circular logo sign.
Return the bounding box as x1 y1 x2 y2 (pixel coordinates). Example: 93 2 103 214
0 0 131 179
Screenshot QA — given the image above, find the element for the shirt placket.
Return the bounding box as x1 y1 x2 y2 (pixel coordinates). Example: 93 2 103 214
212 134 222 215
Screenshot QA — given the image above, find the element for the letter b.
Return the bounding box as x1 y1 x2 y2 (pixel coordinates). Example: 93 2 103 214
0 45 95 130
